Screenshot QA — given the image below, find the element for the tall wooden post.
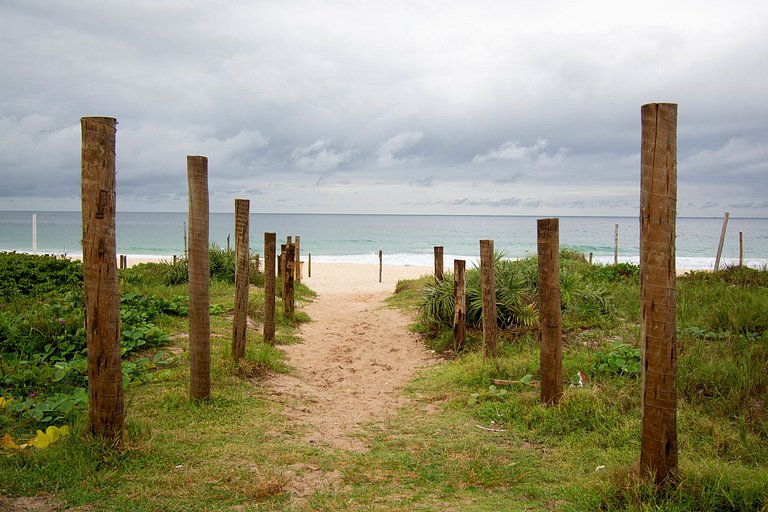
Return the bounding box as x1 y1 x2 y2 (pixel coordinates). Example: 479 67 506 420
187 155 210 400
232 199 250 362
295 235 301 284
81 116 124 441
264 232 276 345
739 231 743 267
434 246 444 282
480 240 497 360
538 218 563 404
614 224 619 265
279 243 287 301
453 259 466 352
378 250 383 283
714 212 730 272
640 102 678 485
284 242 295 320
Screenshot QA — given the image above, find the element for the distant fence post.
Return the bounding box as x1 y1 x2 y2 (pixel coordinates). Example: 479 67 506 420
279 243 286 300
183 222 187 259
32 213 37 254
264 232 276 345
739 231 743 267
453 259 466 353
295 235 301 284
639 102 678 485
537 218 563 405
284 241 295 320
81 116 124 442
232 198 250 362
714 212 730 272
434 246 444 282
614 224 619 265
187 155 210 400
308 253 312 278
480 240 497 360
378 250 383 283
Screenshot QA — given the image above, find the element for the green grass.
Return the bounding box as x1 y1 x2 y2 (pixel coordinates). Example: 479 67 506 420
1 255 767 510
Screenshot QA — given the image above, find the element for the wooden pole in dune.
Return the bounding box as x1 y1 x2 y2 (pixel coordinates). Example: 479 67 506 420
379 250 383 283
480 240 497 360
264 232 276 345
614 224 619 265
81 116 124 442
183 222 187 259
739 231 743 267
434 246 444 282
295 235 301 284
453 259 466 353
308 253 312 278
232 198 250 362
187 155 210 400
537 218 563 405
284 241 295 320
714 211 730 272
639 102 678 485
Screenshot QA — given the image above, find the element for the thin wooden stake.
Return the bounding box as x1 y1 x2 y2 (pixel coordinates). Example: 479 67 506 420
183 222 187 259
284 242 295 320
378 250 383 283
480 240 497 360
639 102 678 485
714 212 730 272
453 259 466 352
264 232 276 345
32 213 37 254
614 223 619 265
308 253 312 278
81 116 124 441
295 235 301 284
537 218 563 405
187 155 210 400
739 231 743 267
232 199 250 362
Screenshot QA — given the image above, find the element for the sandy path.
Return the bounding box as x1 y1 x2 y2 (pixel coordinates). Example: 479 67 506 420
267 262 434 451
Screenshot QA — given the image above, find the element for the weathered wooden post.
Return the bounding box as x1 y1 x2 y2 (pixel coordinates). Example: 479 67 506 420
639 102 678 485
187 155 210 400
537 218 563 404
739 231 743 267
226 234 231 254
284 242 295 320
295 235 301 284
434 246 444 282
232 198 250 362
264 232 276 345
173 254 177 265
714 212 730 272
453 259 466 352
183 222 188 259
480 240 497 360
614 224 619 265
308 253 312 278
279 243 287 301
81 116 124 442
378 250 383 283
589 252 593 265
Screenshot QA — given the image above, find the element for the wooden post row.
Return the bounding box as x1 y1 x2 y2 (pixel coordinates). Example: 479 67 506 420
81 116 124 442
537 218 563 405
284 241 295 320
639 102 678 485
480 240 497 360
232 199 250 362
187 155 211 400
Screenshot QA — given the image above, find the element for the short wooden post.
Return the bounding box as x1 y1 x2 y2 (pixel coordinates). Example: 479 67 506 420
232 199 250 362
378 250 383 283
480 240 497 360
739 231 743 267
226 234 231 254
284 242 295 320
308 253 312 277
614 224 619 265
537 218 563 404
183 222 188 259
434 246 444 282
187 155 211 400
173 254 177 264
714 212 730 272
453 259 466 352
589 252 593 265
295 235 301 284
81 116 124 442
32 213 37 254
264 232 276 345
639 102 678 485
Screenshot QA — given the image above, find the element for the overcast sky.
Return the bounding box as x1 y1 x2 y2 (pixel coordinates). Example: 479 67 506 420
1 1 767 216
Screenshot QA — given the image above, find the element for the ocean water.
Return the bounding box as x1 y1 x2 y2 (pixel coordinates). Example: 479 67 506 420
1 211 766 270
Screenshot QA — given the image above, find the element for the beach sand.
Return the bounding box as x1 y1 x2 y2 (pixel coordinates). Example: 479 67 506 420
266 262 437 452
